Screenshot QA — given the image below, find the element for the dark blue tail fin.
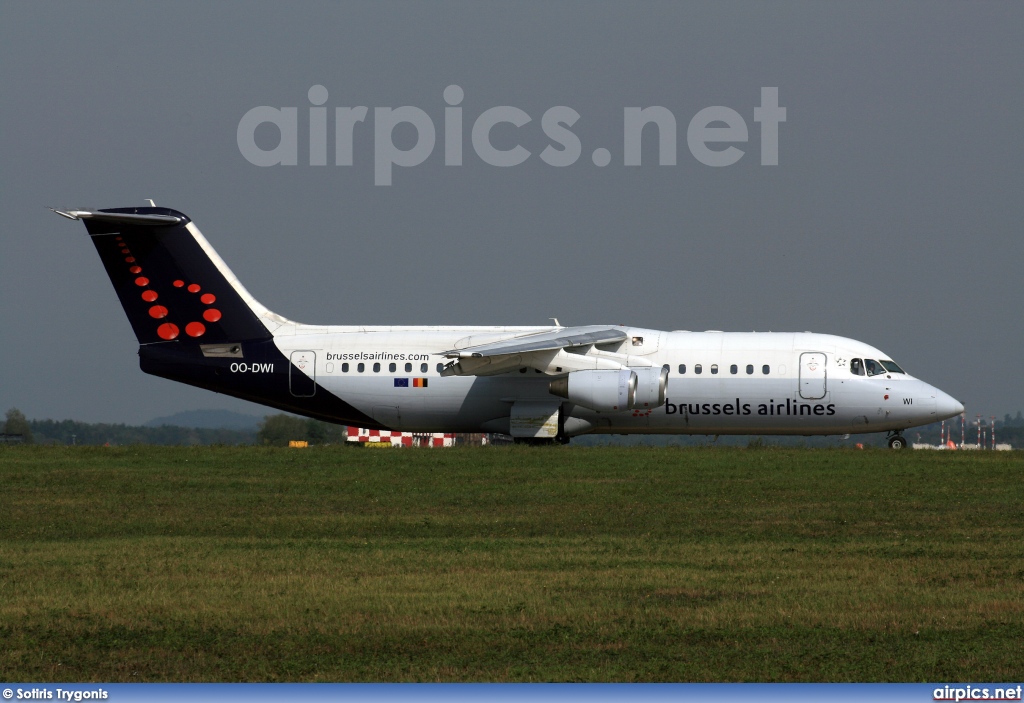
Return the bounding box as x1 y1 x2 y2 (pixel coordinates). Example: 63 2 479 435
60 207 277 345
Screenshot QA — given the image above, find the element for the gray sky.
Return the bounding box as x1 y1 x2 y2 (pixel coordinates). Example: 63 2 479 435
2 1 1021 424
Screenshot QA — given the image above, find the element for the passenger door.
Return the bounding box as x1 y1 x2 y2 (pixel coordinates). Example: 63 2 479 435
289 350 316 397
799 352 827 399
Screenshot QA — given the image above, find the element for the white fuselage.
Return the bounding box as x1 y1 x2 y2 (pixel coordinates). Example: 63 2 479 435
266 325 962 436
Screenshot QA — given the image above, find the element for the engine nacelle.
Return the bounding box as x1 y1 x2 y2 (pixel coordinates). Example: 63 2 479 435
548 369 636 412
632 366 669 408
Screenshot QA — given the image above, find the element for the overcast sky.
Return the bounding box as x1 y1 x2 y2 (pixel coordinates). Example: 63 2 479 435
1 1 1021 424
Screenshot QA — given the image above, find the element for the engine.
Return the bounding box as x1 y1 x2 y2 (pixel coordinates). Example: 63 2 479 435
632 365 669 408
548 369 636 412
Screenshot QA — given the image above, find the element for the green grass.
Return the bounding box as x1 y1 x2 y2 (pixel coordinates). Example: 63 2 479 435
1 445 1022 681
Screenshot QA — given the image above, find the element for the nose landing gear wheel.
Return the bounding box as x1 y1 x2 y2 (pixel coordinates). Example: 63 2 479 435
887 434 908 450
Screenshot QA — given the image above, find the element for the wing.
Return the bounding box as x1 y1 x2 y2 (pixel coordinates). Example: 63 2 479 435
440 325 627 359
438 325 631 377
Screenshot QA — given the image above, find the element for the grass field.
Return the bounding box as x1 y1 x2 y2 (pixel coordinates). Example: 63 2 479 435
1 445 1022 682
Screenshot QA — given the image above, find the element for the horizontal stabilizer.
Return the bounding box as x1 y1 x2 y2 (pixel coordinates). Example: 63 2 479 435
50 208 183 226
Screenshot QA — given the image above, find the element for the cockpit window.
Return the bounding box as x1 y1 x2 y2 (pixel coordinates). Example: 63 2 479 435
850 358 864 376
880 360 905 374
864 359 886 376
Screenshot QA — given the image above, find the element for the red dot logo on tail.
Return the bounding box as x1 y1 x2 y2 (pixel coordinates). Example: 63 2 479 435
203 308 222 322
185 321 206 337
157 323 179 340
149 305 168 319
141 290 158 302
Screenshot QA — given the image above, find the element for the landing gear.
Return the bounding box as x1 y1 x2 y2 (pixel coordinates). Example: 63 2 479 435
887 432 908 450
513 437 560 446
511 434 571 446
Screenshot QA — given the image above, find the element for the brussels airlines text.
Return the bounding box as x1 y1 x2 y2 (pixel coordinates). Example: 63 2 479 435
665 398 837 417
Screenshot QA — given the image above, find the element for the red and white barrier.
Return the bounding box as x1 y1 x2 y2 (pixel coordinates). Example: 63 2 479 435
346 426 455 447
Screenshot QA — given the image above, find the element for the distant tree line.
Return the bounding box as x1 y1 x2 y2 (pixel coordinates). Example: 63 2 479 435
1003 411 1024 427
20 415 256 446
2 407 351 447
2 408 33 443
256 414 350 446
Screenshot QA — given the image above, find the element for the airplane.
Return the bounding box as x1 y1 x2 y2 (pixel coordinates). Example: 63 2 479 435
52 205 964 449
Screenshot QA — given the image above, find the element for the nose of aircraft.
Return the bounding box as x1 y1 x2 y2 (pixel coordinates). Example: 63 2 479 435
935 389 964 419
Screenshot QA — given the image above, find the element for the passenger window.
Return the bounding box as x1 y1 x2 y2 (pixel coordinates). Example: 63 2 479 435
711 364 719 374
405 362 412 372
389 362 396 373
850 358 864 376
762 364 770 375
678 364 686 374
342 363 349 373
426 363 433 373
695 364 702 374
730 364 738 374
746 364 753 375
373 362 381 373
865 359 886 376
357 363 365 373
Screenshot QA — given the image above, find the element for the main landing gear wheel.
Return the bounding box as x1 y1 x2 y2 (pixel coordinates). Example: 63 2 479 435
887 434 908 450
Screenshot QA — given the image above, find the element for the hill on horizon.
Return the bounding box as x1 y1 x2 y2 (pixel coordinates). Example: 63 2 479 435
145 409 264 431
